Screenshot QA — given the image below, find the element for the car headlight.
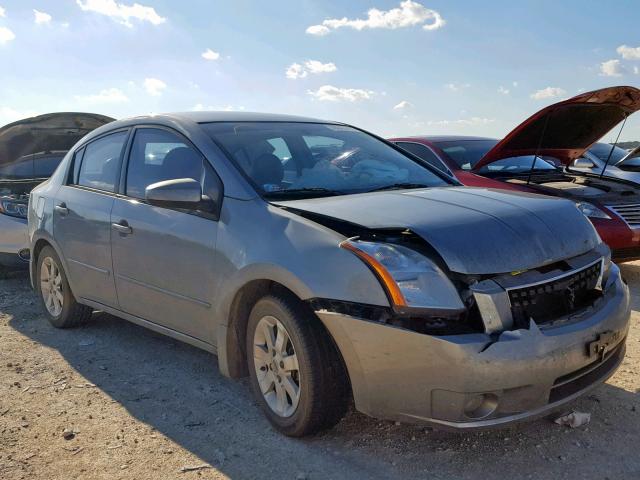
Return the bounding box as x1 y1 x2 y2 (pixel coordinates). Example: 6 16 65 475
0 198 28 219
340 238 465 313
575 201 610 219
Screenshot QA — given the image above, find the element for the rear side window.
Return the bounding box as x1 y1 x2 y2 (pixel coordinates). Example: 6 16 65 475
395 142 450 174
125 128 206 200
76 131 128 192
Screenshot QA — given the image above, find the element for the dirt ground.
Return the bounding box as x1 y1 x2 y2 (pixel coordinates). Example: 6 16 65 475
1 263 639 480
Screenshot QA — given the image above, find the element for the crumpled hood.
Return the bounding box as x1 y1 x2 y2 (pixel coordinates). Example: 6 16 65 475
276 187 601 275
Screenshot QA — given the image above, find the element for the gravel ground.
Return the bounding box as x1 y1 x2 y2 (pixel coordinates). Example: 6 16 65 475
1 263 639 480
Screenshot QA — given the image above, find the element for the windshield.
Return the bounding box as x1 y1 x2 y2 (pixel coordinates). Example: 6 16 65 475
433 139 498 170
588 143 628 164
203 122 450 198
433 139 558 173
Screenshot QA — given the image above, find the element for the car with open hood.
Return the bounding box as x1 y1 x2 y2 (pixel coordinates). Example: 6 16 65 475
28 112 630 436
390 86 640 262
570 142 640 185
0 112 114 266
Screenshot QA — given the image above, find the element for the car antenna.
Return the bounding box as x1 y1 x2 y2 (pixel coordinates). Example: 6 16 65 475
599 114 628 179
526 113 550 185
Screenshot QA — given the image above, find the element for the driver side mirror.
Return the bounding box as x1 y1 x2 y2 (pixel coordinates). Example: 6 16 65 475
573 158 596 169
145 178 204 210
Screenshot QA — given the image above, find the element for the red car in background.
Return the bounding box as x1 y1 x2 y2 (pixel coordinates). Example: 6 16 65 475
390 86 640 261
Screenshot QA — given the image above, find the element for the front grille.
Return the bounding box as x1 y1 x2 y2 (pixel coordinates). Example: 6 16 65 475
607 203 640 228
507 260 602 327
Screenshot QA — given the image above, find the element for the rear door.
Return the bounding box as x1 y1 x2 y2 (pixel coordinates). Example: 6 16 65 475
53 130 129 307
110 127 220 341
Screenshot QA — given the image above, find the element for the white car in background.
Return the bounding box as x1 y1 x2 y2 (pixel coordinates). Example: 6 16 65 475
570 142 640 185
0 112 114 266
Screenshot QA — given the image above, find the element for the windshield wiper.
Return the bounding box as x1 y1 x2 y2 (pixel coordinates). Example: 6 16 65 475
264 187 342 199
366 183 431 193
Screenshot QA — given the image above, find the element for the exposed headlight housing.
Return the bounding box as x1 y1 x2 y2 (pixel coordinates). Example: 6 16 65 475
0 198 28 219
575 201 611 219
340 238 465 315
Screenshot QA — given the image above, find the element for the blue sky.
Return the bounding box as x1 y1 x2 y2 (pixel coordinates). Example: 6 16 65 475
0 0 639 140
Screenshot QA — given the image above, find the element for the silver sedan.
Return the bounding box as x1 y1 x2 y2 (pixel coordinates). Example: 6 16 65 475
28 112 630 436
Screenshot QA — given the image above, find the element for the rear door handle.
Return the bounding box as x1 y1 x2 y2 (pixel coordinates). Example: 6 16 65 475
54 203 69 216
111 220 133 235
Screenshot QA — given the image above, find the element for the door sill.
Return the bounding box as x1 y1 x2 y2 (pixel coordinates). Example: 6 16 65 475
79 298 217 355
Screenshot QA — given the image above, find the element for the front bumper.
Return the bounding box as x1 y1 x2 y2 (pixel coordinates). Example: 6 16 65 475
317 265 630 429
0 214 29 266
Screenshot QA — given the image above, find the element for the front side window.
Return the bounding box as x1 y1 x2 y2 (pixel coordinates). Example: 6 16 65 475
203 122 449 198
125 128 207 200
77 131 128 192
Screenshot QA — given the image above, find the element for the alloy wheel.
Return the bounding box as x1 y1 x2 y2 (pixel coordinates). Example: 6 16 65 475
253 315 301 417
40 256 64 317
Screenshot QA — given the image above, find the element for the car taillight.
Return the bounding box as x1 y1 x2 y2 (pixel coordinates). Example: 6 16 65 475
0 198 28 219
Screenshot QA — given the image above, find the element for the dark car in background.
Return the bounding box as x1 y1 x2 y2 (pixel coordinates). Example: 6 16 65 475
390 86 640 262
0 112 114 265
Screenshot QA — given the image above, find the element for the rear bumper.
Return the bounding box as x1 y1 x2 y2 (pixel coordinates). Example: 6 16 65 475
0 214 29 266
317 266 630 429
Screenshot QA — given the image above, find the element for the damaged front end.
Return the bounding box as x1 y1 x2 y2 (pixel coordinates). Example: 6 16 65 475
300 215 629 428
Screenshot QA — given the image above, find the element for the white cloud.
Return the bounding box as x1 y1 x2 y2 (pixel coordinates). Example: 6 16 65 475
445 82 470 92
0 6 5 17
76 0 166 27
635 66 640 75
201 48 220 61
0 26 15 44
393 100 413 110
143 78 166 96
304 60 337 74
497 86 510 95
600 59 625 77
34 9 52 24
512 81 518 87
427 117 494 127
286 63 307 79
307 85 374 102
617 44 640 60
306 24 330 36
286 60 337 79
75 87 129 104
306 1 445 36
530 87 566 100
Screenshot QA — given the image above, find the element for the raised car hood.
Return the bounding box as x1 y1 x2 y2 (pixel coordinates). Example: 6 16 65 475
276 187 600 275
473 86 640 171
0 112 115 173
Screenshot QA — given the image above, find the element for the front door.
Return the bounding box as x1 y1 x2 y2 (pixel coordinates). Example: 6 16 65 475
110 127 220 342
53 130 129 307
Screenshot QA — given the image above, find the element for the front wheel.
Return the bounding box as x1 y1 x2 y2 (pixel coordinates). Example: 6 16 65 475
246 294 349 437
36 246 92 328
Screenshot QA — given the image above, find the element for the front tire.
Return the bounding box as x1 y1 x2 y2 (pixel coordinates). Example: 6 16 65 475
36 246 92 328
246 293 349 437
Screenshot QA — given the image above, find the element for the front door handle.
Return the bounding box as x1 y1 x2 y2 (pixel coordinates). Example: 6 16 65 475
54 203 69 216
112 220 133 235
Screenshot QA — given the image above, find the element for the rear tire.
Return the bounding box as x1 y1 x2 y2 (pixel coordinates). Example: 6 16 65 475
246 293 349 437
36 246 92 328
